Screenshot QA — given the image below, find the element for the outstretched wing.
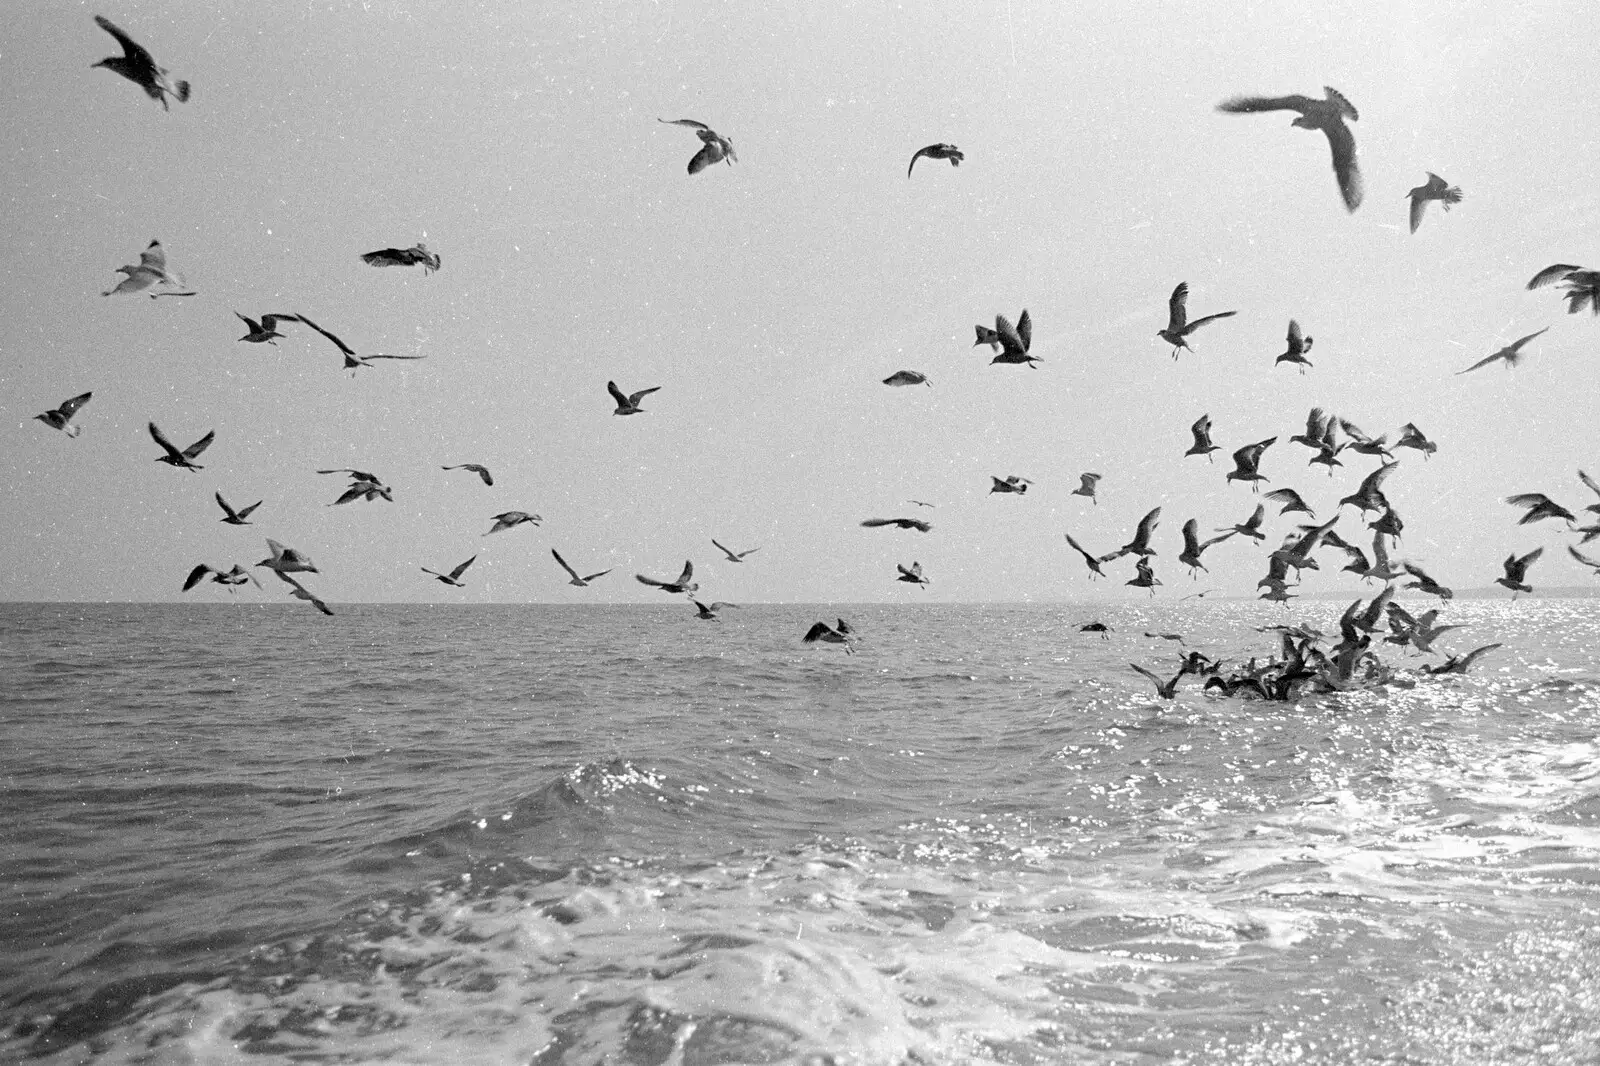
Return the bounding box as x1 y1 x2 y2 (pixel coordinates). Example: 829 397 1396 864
1324 120 1363 212
182 430 215 459
448 555 477 581
94 15 151 64
1166 282 1189 331
147 422 183 460
59 392 93 418
1215 93 1316 114
1527 264 1581 290
293 314 358 357
551 549 581 582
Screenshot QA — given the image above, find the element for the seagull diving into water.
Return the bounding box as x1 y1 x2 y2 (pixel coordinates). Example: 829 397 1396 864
1158 283 1236 358
34 392 92 437
1216 86 1363 212
148 422 213 472
608 380 661 415
360 243 441 274
658 118 736 174
907 143 963 178
1407 173 1462 233
103 240 195 298
92 15 190 110
1456 327 1550 375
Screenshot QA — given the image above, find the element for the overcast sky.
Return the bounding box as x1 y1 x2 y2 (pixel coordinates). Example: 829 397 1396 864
5 1 1598 604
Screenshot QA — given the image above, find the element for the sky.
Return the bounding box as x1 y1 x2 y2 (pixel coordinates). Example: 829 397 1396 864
4 0 1599 604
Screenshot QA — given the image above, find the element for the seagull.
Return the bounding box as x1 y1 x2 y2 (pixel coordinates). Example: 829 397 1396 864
1407 173 1462 233
882 370 931 387
985 311 1039 367
1338 462 1397 515
34 392 92 437
294 313 425 373
659 118 736 174
329 480 393 505
360 243 440 274
1158 282 1237 358
1080 621 1112 639
273 570 333 616
803 619 854 652
235 313 299 345
1063 532 1108 580
712 539 759 562
1504 493 1576 526
1455 327 1550 375
1270 515 1341 573
907 500 936 509
1422 644 1503 675
422 555 477 587
1226 437 1276 492
1186 414 1219 461
1394 423 1437 459
608 380 661 415
896 561 929 586
1217 503 1267 541
214 492 261 526
1130 662 1186 699
1101 506 1161 561
484 511 540 535
1337 419 1394 460
1179 519 1234 575
1071 473 1102 504
181 564 260 592
636 560 698 594
317 467 382 483
861 517 932 532
1216 86 1363 212
551 549 612 586
148 422 213 472
1580 470 1600 515
1126 557 1161 595
1402 561 1453 600
103 240 195 298
1263 487 1315 518
1567 544 1600 575
92 15 189 110
255 538 318 575
693 600 739 620
989 475 1031 495
1275 320 1314 374
907 143 963 177
442 464 493 486
1527 264 1600 315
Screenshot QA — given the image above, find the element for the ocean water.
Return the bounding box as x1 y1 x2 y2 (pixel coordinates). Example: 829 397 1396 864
3 599 1600 1065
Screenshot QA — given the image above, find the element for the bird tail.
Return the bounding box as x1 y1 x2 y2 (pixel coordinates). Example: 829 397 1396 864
175 80 191 103
65 425 82 438
1441 186 1463 207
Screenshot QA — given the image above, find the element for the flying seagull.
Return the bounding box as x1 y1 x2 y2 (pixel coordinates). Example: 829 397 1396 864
981 311 1039 367
1063 532 1108 580
896 561 929 586
1216 86 1363 212
989 475 1031 495
907 143 963 178
214 492 261 526
329 480 393 505
148 422 213 472
608 380 661 415
882 370 931 387
360 243 440 274
693 600 739 620
1071 473 1102 504
34 392 92 437
712 539 759 562
273 571 333 616
1226 437 1277 492
1407 173 1462 233
637 560 698 594
1504 493 1576 526
1130 662 1186 700
803 619 855 653
442 463 493 486
484 511 540 535
235 313 299 345
92 15 189 110
422 555 477 587
1422 644 1503 676
552 549 612 586
103 240 195 298
1456 327 1550 375
1394 423 1437 459
181 564 259 592
1101 506 1162 561
1158 282 1237 358
1179 519 1235 575
1126 556 1162 595
861 517 932 532
1218 503 1267 541
1526 264 1600 315
1186 414 1219 461
294 313 425 373
1275 319 1314 374
1264 487 1315 518
659 118 736 174
255 538 318 575
1495 547 1544 596
1567 544 1600 575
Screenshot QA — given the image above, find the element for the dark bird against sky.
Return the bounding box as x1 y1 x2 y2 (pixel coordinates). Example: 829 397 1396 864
907 143 963 178
1216 86 1363 212
1158 283 1237 359
103 240 195 298
148 422 213 472
361 243 441 274
34 392 92 437
1407 173 1462 233
659 118 736 174
92 15 189 110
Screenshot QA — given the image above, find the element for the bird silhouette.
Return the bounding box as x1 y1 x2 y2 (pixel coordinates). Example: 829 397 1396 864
803 619 855 652
442 464 493 486
1394 423 1437 459
329 480 393 506
1130 662 1186 699
34 392 92 437
295 313 425 373
1063 532 1108 580
1527 265 1600 315
1179 519 1234 575
92 15 189 110
1337 419 1394 460
636 560 698 594
1071 473 1102 504
1579 471 1600 515
907 143 963 177
1275 320 1313 374
214 492 260 526
989 475 1031 494
861 517 932 532
1216 86 1362 211
235 313 298 345
608 380 661 415
1102 507 1162 561
1226 438 1276 492
181 564 259 593
896 561 929 586
255 538 318 575
103 240 195 298
422 555 477 587
659 118 736 174
1217 503 1267 541
1402 562 1453 600
882 370 931 387
360 243 440 274
1456 327 1550 375
984 311 1039 367
1504 493 1575 526
484 511 540 535
1080 621 1112 639
1496 548 1543 595
273 571 333 616
1567 544 1600 575
1158 282 1237 358
1263 487 1315 518
712 539 759 562
1186 414 1220 461
693 600 739 620
1126 557 1162 594
148 422 213 472
1338 462 1397 515
1407 173 1462 233
552 549 612 586
1422 644 1503 675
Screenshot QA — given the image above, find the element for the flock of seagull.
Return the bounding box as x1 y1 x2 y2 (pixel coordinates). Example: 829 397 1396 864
28 17 1600 671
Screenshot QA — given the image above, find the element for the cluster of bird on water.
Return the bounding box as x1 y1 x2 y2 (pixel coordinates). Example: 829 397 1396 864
30 18 1600 669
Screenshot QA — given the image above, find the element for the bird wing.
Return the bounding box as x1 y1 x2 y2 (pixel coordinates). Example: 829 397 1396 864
182 430 215 459
1508 326 1550 353
1527 264 1582 290
1568 544 1600 569
1510 547 1544 577
260 314 299 330
581 569 613 581
675 560 694 585
293 314 358 357
138 240 168 274
1166 282 1189 331
659 117 711 131
607 380 629 406
1063 532 1094 561
275 571 333 615
1286 319 1304 351
235 311 257 330
551 549 581 581
1215 93 1318 114
59 392 92 418
627 386 662 405
1185 310 1237 333
147 422 184 460
181 564 214 592
1016 309 1032 352
635 573 670 588
94 15 151 64
1505 492 1555 509
1191 413 1212 443
687 143 717 174
236 501 261 520
1323 119 1363 212
860 518 894 528
1132 507 1162 546
907 145 932 178
802 622 835 643
994 314 1026 356
359 355 425 361
448 556 477 581
213 492 237 518
1079 473 1101 491
1181 518 1201 554
1264 487 1304 508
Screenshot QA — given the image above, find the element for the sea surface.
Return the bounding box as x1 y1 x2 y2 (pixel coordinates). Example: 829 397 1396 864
3 599 1600 1065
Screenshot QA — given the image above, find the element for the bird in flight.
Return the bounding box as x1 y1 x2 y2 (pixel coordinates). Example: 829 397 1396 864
552 549 612 586
1338 462 1397 515
422 555 477 587
1226 438 1277 492
659 118 736 174
1407 173 1462 233
1495 547 1544 596
1071 473 1102 504
1126 557 1161 594
294 314 425 373
148 422 213 472
181 564 259 593
978 311 1039 367
1422 644 1503 676
1527 264 1600 315
1158 282 1236 358
1504 493 1576 526
1101 506 1162 561
34 392 92 437
92 15 190 110
1580 470 1600 516
255 538 318 575
329 479 393 506
882 370 931 387
442 463 493 486
803 619 855 653
989 475 1031 495
1129 662 1186 699
712 539 759 562
1275 320 1314 374
861 517 932 532
1063 532 1108 580
1456 327 1550 375
1394 423 1437 459
1216 86 1363 212
273 571 334 616
693 600 739 620
214 492 261 526
1179 519 1234 575
1262 486 1314 518
896 561 929 586
103 240 195 298
360 243 441 274
608 380 661 415
907 143 963 178
1217 503 1266 541
484 511 540 535
1567 544 1600 575
1186 414 1219 462
637 560 698 594
235 313 299 345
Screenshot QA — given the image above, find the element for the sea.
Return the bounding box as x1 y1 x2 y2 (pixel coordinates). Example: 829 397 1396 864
3 599 1599 1065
